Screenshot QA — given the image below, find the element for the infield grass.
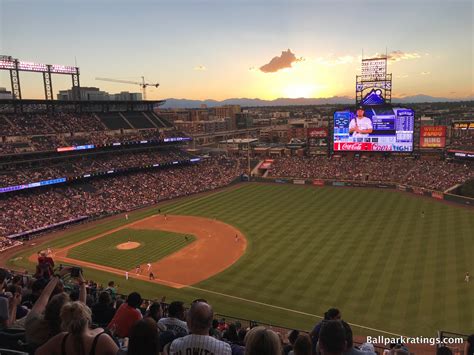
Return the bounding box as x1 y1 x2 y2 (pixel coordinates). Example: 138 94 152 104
67 229 194 270
8 183 474 337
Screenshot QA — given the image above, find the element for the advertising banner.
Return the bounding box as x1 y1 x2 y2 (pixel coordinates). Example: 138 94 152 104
313 179 325 186
293 179 306 185
420 126 446 148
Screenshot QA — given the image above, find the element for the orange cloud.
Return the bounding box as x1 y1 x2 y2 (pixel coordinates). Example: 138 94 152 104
259 49 304 73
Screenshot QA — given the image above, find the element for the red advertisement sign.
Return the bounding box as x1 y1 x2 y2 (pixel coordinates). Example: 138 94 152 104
420 126 446 148
307 128 328 138
333 142 393 151
57 146 75 152
421 126 446 137
312 179 325 186
431 192 444 200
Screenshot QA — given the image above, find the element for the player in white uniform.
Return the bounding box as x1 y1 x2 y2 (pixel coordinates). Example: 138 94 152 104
349 107 373 139
465 272 470 283
147 263 152 272
169 301 231 355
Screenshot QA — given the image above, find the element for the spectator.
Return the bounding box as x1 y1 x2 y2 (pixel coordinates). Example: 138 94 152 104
169 301 231 355
437 346 453 355
341 321 366 355
244 326 282 355
318 320 346 355
283 329 299 355
158 301 188 337
107 292 143 338
36 301 118 355
35 251 54 279
223 322 239 343
25 276 69 347
105 281 117 300
465 334 474 355
91 291 116 328
359 342 377 355
209 318 222 339
121 318 160 355
310 308 341 353
144 301 163 324
290 333 312 355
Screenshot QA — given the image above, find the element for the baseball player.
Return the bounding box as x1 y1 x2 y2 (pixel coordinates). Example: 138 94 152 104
135 265 141 275
235 234 239 242
125 271 129 280
147 263 152 272
465 272 470 283
149 271 155 280
349 106 373 138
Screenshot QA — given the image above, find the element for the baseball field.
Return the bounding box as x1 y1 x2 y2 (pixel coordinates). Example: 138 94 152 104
7 183 474 337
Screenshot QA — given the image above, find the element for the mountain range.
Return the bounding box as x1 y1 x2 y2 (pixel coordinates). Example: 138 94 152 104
160 95 473 108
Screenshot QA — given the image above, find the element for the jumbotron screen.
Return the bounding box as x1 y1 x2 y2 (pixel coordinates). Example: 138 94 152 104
333 106 414 151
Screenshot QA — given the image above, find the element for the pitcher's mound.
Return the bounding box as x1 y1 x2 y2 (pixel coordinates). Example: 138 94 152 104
116 242 140 250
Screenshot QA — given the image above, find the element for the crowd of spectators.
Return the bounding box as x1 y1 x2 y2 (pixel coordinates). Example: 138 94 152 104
449 134 474 150
1 157 242 237
0 113 103 136
0 149 191 187
0 112 186 154
0 129 183 155
1 265 471 355
268 156 474 192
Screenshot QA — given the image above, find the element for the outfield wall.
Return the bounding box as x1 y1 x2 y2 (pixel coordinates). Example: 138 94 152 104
256 177 474 206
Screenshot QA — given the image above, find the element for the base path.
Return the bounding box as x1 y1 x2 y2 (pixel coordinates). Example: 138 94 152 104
34 215 247 289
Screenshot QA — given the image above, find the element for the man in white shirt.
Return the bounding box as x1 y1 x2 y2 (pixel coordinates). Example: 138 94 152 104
349 107 373 138
169 301 231 355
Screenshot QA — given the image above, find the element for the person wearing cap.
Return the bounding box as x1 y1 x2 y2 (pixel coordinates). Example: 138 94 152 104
349 107 373 138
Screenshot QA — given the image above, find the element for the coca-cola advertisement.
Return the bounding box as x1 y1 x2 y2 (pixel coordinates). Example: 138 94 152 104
333 105 414 152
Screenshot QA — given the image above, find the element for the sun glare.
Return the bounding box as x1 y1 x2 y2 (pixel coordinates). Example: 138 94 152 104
283 84 317 98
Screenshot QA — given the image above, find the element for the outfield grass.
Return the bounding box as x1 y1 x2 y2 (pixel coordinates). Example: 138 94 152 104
8 183 474 337
67 229 194 270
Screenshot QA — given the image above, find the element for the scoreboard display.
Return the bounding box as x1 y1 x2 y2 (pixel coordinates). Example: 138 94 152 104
333 106 414 152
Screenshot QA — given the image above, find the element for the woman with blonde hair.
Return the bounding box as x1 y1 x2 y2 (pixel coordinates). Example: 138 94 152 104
244 326 282 355
35 301 118 355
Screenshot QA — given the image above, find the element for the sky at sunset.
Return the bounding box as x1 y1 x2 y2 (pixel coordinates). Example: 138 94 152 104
0 0 472 100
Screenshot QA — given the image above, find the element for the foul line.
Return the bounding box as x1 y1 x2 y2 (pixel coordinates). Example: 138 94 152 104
184 284 406 337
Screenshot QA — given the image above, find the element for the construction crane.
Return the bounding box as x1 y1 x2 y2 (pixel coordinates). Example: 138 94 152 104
95 76 159 100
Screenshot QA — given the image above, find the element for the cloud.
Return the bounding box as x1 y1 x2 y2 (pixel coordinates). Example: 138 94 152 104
194 65 207 71
420 71 431 75
315 55 356 66
374 50 422 62
259 49 304 73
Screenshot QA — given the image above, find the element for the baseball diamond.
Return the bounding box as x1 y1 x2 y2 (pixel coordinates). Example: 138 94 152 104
6 183 474 338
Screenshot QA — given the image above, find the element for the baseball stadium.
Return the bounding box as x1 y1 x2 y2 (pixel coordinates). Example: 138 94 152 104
1 2 474 354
